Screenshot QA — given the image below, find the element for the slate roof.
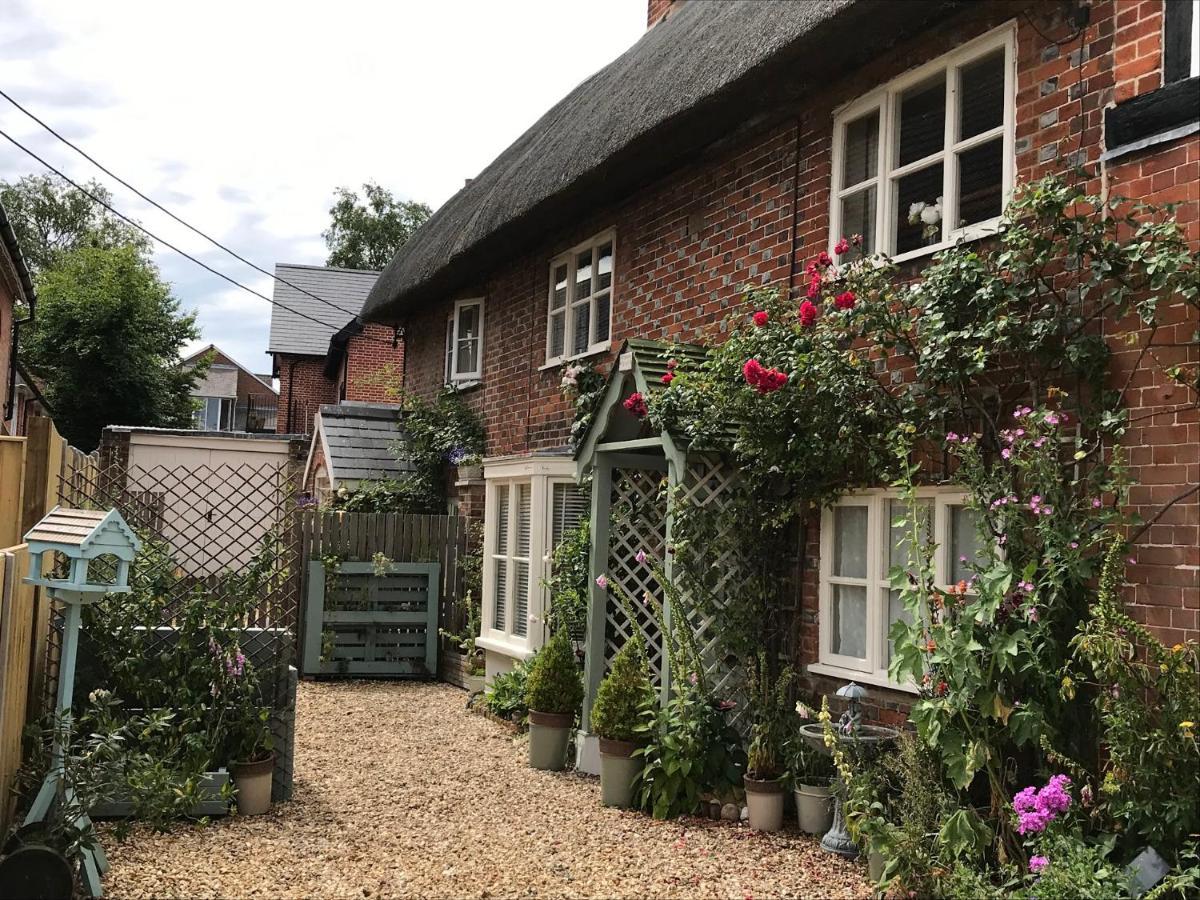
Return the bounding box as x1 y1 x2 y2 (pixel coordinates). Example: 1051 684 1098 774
267 264 380 356
361 0 955 324
315 402 416 485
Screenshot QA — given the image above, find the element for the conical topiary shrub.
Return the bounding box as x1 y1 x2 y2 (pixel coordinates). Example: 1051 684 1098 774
590 635 654 806
524 629 583 770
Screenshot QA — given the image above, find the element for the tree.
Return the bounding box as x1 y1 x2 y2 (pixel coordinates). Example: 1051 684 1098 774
322 181 431 270
0 173 150 276
23 244 203 450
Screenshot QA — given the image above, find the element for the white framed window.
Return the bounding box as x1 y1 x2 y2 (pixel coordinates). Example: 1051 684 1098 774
545 231 614 366
813 488 987 689
829 25 1016 263
192 396 234 431
479 458 587 658
445 298 484 385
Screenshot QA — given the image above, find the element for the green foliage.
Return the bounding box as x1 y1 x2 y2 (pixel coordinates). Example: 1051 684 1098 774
323 181 431 270
783 724 834 787
0 172 150 276
590 636 654 742
560 360 608 452
744 652 794 780
483 655 534 723
22 243 203 449
543 518 590 642
524 629 583 716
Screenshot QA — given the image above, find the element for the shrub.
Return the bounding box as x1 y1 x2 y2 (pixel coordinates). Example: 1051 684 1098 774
590 636 653 742
543 518 590 643
483 656 533 723
524 629 583 716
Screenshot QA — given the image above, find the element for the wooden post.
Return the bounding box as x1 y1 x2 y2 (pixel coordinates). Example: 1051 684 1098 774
581 455 612 728
0 437 26 549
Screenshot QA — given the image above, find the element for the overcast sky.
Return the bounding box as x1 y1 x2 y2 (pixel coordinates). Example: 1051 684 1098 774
0 0 645 375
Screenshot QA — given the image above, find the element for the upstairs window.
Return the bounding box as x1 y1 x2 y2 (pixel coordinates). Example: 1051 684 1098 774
192 396 234 431
445 298 483 385
1164 0 1199 82
546 232 614 365
830 26 1015 262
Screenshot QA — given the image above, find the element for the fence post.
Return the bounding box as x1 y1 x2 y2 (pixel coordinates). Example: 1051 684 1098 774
20 417 63 535
0 437 25 548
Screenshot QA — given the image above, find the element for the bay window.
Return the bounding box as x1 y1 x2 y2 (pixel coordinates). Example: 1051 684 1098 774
830 25 1015 262
814 489 987 688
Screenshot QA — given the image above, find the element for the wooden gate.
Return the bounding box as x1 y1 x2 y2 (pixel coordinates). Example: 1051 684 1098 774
302 561 440 677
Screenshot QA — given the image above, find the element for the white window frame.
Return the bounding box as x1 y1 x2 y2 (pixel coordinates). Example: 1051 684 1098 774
445 297 484 386
829 24 1017 264
812 487 982 691
478 457 584 659
193 396 234 431
544 230 615 367
1192 0 1200 79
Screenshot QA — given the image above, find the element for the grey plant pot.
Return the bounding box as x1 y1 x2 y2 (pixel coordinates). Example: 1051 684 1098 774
794 780 834 835
868 848 885 883
598 738 642 808
743 775 785 832
528 710 572 771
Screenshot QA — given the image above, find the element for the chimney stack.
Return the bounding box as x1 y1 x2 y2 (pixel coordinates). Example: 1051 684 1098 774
647 0 682 29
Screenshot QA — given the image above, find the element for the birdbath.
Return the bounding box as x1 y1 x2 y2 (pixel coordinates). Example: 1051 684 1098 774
797 683 899 858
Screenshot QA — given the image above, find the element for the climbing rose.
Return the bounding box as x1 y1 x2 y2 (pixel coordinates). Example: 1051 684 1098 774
817 251 832 267
623 392 648 418
595 575 608 589
834 290 856 310
752 310 769 327
799 300 818 328
661 372 674 385
834 237 850 255
742 358 787 394
807 272 822 299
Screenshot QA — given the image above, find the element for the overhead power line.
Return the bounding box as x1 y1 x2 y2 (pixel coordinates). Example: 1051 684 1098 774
0 87 375 327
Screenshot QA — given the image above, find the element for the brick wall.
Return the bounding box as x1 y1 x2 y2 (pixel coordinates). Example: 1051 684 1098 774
276 354 336 435
342 323 404 403
647 0 676 29
398 1 1198 711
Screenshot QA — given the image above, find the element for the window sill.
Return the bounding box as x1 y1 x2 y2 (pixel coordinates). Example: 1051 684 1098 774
539 344 612 372
887 218 1003 266
806 662 919 695
446 379 481 393
476 633 536 661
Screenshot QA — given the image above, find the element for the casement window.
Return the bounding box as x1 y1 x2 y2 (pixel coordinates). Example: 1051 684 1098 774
479 459 588 657
813 489 987 689
545 232 614 366
192 396 234 431
445 298 484 385
1164 0 1200 82
830 25 1016 263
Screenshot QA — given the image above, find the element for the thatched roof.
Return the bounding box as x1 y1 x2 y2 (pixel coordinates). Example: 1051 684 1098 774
362 0 957 324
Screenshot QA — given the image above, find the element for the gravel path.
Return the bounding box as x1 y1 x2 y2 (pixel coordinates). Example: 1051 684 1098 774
102 681 870 899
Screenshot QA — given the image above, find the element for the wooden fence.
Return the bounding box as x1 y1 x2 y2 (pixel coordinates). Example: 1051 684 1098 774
296 511 466 673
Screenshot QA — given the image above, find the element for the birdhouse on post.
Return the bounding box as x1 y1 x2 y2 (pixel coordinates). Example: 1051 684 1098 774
24 506 140 600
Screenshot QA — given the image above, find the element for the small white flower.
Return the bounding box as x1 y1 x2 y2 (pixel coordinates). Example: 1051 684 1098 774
920 205 941 225
908 201 926 223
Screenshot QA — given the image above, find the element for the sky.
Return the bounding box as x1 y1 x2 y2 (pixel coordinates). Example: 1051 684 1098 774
0 0 646 376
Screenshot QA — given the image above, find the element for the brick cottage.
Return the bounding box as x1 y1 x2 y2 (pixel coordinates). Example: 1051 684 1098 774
358 0 1199 738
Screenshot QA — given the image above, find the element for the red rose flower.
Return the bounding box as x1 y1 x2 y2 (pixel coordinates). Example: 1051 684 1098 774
806 272 822 299
817 251 832 267
752 310 769 327
660 372 674 385
799 300 818 328
742 358 765 387
623 392 648 418
743 358 787 394
834 290 856 310
834 237 850 256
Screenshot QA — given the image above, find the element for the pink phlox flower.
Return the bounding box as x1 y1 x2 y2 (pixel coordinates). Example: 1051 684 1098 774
1030 856 1049 874
1044 412 1060 426
1001 448 1012 459
1091 498 1103 509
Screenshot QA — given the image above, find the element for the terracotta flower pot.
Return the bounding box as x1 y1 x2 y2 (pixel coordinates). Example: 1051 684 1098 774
794 779 834 834
597 738 642 808
527 710 573 771
232 753 275 816
743 775 785 832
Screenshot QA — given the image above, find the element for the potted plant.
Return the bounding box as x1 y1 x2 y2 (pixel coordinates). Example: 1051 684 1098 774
523 629 583 771
589 635 654 807
743 654 793 832
228 703 275 816
786 726 836 834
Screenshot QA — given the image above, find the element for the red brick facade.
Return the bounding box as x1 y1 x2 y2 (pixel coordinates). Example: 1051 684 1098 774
276 354 337 435
394 1 1198 713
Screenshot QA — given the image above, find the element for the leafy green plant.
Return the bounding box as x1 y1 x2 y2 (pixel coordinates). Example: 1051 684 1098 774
783 726 834 788
524 629 583 716
483 656 534 723
744 652 794 781
590 636 654 743
560 360 608 452
543 518 590 643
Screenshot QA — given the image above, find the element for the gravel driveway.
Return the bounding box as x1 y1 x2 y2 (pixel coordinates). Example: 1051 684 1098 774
102 681 870 898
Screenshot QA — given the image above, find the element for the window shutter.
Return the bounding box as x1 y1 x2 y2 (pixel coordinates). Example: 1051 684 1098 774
513 484 531 637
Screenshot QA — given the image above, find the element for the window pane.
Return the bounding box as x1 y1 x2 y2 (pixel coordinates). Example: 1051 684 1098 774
832 584 867 658
516 483 531 557
456 337 477 374
887 498 932 573
574 250 592 300
445 318 455 382
596 243 612 292
456 304 479 374
833 506 868 578
594 291 610 344
495 485 509 552
959 49 1005 140
895 162 944 255
548 310 565 359
842 110 879 187
494 559 507 631
840 187 877 258
957 138 1003 227
551 264 568 310
493 484 509 631
572 302 590 355
949 505 986 583
887 588 914 663
897 75 946 167
514 561 529 637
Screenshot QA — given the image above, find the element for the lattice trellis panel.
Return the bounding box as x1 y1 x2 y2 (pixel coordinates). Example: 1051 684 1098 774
49 458 301 707
605 467 668 684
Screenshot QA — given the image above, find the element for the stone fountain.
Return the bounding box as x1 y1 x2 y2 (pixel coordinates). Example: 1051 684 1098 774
797 682 899 858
